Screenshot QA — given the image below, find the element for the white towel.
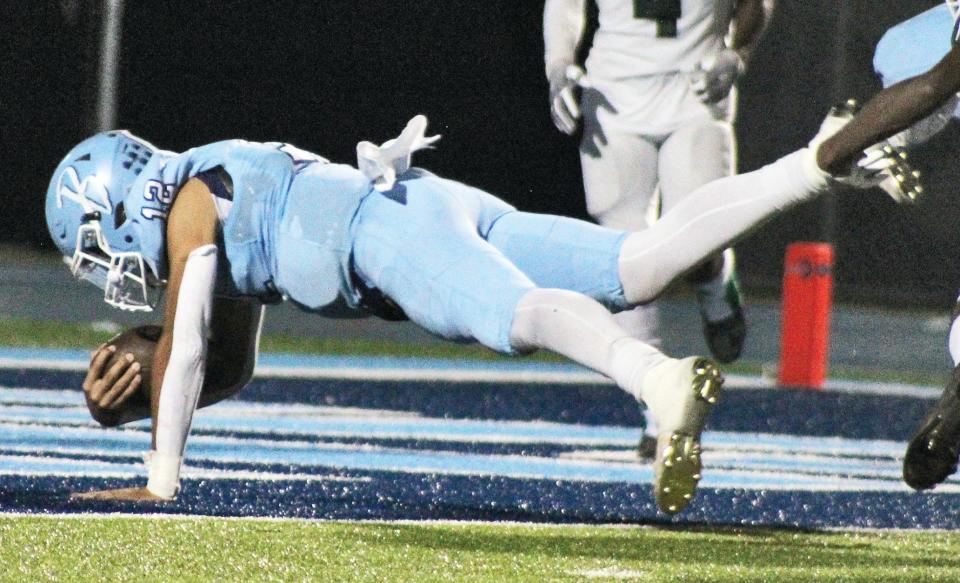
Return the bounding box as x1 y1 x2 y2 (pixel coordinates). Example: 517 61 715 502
356 115 441 192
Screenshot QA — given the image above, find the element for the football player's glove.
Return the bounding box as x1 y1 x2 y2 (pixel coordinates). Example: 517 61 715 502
691 49 744 105
811 100 923 204
548 64 585 135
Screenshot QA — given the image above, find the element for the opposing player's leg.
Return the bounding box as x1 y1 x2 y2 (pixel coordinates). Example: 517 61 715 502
903 295 960 490
659 119 745 363
579 96 664 452
579 97 663 350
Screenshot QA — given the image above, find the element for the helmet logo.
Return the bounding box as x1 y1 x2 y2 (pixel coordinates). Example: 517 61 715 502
56 166 112 216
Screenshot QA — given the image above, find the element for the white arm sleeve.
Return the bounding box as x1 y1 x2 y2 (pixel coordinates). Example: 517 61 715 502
146 244 218 498
543 0 587 79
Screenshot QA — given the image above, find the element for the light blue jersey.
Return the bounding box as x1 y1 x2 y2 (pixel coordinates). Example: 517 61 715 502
124 140 365 303
125 140 631 354
874 4 956 87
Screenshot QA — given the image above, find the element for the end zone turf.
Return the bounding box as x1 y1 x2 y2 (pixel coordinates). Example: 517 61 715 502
2 516 959 582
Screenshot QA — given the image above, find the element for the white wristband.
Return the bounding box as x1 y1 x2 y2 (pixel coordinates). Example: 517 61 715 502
146 450 182 499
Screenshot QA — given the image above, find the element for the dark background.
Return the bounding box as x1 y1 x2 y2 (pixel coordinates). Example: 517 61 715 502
1 0 956 305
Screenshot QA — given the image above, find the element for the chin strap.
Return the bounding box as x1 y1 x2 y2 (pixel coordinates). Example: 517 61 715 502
356 115 440 192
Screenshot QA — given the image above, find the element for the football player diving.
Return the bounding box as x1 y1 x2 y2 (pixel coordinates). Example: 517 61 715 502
869 0 960 492
51 100 914 513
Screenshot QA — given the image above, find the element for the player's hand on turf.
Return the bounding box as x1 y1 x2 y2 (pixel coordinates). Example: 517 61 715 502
70 486 171 502
691 49 744 104
84 344 143 412
549 64 585 135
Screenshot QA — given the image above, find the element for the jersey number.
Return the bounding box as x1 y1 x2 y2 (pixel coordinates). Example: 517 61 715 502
141 179 174 220
633 0 681 38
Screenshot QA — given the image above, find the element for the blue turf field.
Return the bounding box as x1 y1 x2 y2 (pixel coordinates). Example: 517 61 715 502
1 350 957 529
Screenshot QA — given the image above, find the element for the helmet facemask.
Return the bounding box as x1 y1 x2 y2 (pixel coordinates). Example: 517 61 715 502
69 220 156 312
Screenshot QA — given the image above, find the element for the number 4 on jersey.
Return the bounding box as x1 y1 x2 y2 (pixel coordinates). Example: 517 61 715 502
633 0 681 38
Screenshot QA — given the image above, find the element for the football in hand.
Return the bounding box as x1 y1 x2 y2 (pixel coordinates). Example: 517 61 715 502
105 325 161 394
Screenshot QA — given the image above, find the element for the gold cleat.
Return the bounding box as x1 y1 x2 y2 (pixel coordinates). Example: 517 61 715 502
876 147 923 204
646 356 725 515
877 156 922 204
862 120 923 204
693 358 724 404
655 433 703 514
823 99 925 204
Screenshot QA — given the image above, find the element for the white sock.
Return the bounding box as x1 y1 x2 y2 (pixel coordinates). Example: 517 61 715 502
619 149 829 305
612 303 662 349
509 289 668 397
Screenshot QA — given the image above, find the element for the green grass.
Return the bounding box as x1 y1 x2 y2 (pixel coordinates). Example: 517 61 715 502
2 517 958 582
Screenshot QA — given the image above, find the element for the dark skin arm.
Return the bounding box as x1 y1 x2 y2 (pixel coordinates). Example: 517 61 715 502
730 0 771 62
83 296 262 427
818 44 960 174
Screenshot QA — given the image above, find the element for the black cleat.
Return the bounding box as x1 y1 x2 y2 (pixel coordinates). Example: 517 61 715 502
903 364 960 490
703 309 746 364
698 249 746 364
637 434 657 461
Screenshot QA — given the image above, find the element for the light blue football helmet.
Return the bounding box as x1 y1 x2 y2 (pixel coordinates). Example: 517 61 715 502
45 130 160 311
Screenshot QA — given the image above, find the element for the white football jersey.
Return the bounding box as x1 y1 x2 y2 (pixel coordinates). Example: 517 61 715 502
587 0 736 80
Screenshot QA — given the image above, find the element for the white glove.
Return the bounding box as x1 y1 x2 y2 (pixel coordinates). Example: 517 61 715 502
691 49 744 104
548 64 585 135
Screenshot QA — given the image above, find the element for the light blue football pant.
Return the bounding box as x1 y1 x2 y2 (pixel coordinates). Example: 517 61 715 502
350 170 630 354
